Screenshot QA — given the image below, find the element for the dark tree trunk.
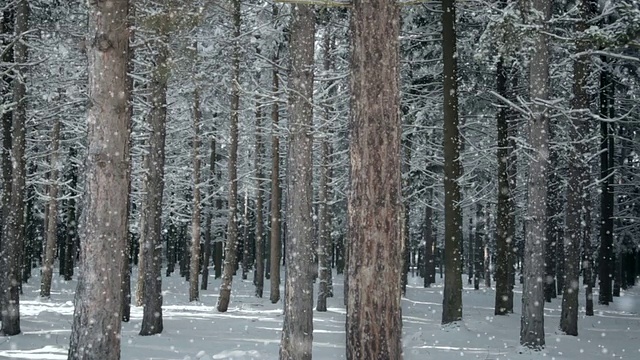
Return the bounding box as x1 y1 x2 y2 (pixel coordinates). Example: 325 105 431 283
217 0 241 313
441 0 463 325
139 34 168 335
423 190 435 288
346 0 402 358
189 86 202 302
0 0 28 336
474 203 484 290
68 0 131 356
584 193 594 316
545 147 560 302
62 146 78 281
520 0 550 349
254 106 265 297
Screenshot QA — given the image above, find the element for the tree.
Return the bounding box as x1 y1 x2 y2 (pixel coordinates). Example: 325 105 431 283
201 138 215 291
40 117 61 298
0 0 28 336
68 0 131 357
254 95 265 298
441 0 463 325
280 4 315 359
217 0 241 313
520 0 551 349
346 0 402 357
189 85 202 302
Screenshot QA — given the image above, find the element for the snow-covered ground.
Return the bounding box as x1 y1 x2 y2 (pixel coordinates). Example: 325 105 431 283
1 269 639 359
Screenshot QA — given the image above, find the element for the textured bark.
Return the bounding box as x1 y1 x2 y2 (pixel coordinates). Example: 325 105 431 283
441 0 463 325
280 5 315 360
190 87 202 302
269 15 282 304
495 56 512 315
217 0 241 313
201 138 215 291
68 0 131 356
0 0 28 336
346 0 402 358
254 106 265 297
560 0 592 336
62 146 78 281
40 118 61 298
423 190 435 288
139 34 168 335
520 0 550 349
242 190 250 280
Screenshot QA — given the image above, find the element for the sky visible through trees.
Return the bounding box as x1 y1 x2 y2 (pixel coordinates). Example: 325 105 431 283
1 0 640 359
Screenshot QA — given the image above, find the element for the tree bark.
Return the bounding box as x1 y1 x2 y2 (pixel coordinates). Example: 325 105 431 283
139 33 168 335
441 0 463 325
520 0 550 349
68 0 131 356
40 118 61 298
346 0 402 358
280 4 315 360
0 0 28 336
217 0 241 312
190 86 202 302
201 138 215 291
424 189 435 288
474 203 484 290
62 146 78 281
545 147 560 302
254 105 265 297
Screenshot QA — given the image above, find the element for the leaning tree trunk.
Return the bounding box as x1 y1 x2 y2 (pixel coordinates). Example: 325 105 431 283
520 0 550 349
40 117 61 298
139 33 168 336
280 4 315 360
560 0 592 336
217 0 241 313
0 0 28 336
441 0 463 325
189 86 202 302
68 0 131 356
346 0 402 358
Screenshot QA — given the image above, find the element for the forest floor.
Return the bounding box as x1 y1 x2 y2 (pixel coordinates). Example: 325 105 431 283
0 268 638 359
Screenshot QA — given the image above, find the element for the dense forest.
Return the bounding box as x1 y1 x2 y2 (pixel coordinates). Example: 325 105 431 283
1 0 639 359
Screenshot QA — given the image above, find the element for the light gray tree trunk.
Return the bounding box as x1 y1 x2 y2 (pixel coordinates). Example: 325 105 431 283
201 138 215 291
520 0 551 349
68 0 131 356
217 0 241 312
346 0 402 358
40 118 61 298
0 0 28 336
280 4 315 360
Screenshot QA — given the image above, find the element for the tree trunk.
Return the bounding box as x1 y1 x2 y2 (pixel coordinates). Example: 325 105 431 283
242 190 250 280
254 105 265 297
441 0 463 325
280 5 315 359
424 190 435 288
545 147 560 302
520 0 550 349
474 203 484 290
560 0 592 336
201 138 216 291
40 118 61 298
62 146 78 281
217 0 241 313
0 0 28 336
269 12 282 304
190 86 202 302
139 33 168 335
584 191 594 316
346 0 402 358
68 0 131 356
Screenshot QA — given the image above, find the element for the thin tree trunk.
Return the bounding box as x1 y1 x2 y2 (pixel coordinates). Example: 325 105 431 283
62 146 78 281
40 118 61 298
190 86 202 302
269 11 282 304
68 0 131 356
201 138 216 291
474 203 484 290
0 0 28 336
545 147 560 302
584 191 594 316
346 0 402 357
139 33 169 336
254 106 265 297
520 0 550 349
424 190 435 288
217 0 241 312
280 5 315 359
441 0 463 325
242 189 249 280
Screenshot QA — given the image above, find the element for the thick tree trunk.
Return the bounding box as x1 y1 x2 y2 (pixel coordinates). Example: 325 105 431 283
346 0 402 358
40 118 61 298
560 0 592 336
0 0 28 336
68 0 131 356
280 5 315 359
189 87 202 302
217 0 241 313
139 34 168 335
441 0 463 325
520 0 550 349
269 22 282 304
